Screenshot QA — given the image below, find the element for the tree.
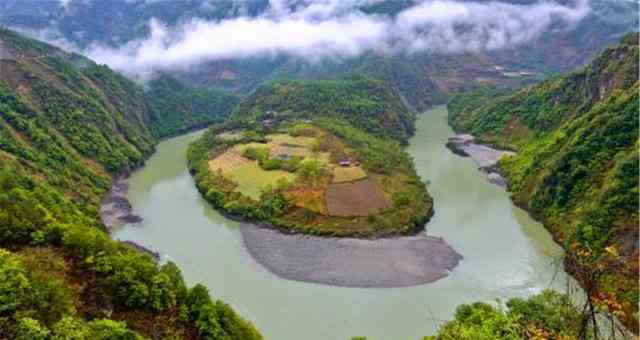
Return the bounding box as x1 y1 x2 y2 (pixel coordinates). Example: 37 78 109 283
52 317 89 340
16 317 50 340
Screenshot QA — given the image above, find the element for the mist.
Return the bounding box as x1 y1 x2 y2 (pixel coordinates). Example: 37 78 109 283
80 0 590 74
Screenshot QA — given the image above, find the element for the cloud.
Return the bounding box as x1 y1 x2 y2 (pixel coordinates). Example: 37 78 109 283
84 0 590 74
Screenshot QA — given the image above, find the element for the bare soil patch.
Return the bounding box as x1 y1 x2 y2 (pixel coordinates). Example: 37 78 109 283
217 131 243 141
268 144 312 158
326 178 391 217
208 149 250 174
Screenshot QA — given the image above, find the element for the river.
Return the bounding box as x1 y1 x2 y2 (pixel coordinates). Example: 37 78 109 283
112 106 569 340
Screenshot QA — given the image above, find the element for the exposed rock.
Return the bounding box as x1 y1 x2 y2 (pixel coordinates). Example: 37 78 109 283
100 178 143 228
446 134 515 188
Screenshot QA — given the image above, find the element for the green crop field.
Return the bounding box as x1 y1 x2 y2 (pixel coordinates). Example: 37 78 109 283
332 166 368 183
227 162 296 199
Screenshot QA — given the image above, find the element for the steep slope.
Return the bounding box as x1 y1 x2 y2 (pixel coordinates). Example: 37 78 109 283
0 28 261 339
230 77 417 142
4 0 636 114
146 73 239 138
448 32 639 331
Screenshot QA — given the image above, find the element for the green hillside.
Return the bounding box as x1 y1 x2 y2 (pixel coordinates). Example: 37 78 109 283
229 77 417 142
0 28 261 339
448 32 639 331
146 73 239 138
188 77 433 237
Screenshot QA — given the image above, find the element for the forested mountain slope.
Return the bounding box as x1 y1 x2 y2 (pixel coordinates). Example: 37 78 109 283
146 73 239 138
2 0 636 112
229 77 417 142
0 28 261 339
448 32 639 331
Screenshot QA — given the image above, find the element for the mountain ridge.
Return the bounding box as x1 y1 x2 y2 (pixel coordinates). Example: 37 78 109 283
0 27 262 339
448 32 639 331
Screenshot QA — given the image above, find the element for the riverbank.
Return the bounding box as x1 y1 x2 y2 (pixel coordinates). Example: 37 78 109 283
100 177 143 227
100 178 164 260
111 109 571 340
240 224 462 288
445 134 515 187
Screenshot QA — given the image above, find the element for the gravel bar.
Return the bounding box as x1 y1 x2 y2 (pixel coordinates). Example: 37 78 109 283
240 224 462 288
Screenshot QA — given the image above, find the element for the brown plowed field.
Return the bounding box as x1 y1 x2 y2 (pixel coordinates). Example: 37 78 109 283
326 179 391 217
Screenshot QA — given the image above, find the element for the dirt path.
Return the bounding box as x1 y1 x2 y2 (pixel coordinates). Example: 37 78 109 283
241 224 462 288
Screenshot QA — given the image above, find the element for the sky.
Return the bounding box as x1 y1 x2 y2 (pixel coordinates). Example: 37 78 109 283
51 0 591 75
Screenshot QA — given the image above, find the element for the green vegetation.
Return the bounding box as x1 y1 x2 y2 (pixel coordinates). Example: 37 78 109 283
0 28 261 339
346 291 590 339
447 85 512 132
146 73 239 138
423 291 585 340
229 77 417 142
448 33 639 332
189 109 433 237
227 162 295 200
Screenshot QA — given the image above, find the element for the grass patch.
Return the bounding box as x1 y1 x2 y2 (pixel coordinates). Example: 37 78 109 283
332 166 367 183
267 133 317 147
227 161 295 200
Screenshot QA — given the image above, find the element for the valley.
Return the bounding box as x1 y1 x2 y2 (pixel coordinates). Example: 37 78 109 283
0 0 637 338
112 106 571 340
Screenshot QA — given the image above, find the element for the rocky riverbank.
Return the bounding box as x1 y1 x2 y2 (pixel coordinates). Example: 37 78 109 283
445 134 515 187
240 224 462 288
100 178 143 228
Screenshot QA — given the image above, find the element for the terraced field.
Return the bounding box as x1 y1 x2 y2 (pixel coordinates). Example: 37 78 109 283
189 120 432 237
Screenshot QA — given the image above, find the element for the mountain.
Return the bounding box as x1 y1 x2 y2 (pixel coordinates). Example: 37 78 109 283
145 73 239 138
2 0 636 112
0 28 261 339
448 32 639 331
229 77 417 142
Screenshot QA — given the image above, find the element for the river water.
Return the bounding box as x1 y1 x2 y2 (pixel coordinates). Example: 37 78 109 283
113 106 569 340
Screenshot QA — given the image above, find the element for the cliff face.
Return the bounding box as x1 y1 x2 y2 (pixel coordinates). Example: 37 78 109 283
448 32 639 331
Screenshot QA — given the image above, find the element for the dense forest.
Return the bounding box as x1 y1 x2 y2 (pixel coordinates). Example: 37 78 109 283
349 290 586 340
448 32 639 332
0 28 261 339
145 73 239 139
229 78 417 142
2 0 636 111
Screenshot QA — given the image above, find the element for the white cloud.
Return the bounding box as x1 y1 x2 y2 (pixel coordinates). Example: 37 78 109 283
83 0 590 74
